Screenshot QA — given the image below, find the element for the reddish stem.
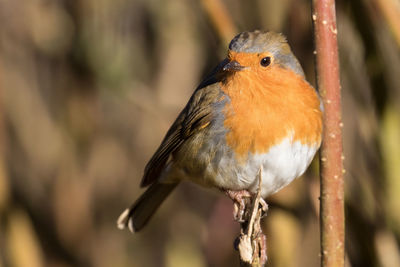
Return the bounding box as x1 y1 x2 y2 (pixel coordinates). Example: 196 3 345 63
311 0 345 266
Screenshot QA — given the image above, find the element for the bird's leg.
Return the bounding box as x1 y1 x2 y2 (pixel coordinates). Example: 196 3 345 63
225 189 252 222
225 190 268 222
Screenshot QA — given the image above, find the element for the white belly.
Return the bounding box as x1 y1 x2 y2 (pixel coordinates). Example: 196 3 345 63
203 136 319 198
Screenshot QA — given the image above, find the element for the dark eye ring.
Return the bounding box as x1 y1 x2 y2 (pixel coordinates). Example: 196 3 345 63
260 57 271 67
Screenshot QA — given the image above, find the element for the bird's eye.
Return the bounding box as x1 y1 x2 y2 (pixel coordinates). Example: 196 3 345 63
260 57 271 67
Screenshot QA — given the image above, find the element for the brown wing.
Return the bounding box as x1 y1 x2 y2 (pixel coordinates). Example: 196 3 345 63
140 79 224 187
140 59 229 187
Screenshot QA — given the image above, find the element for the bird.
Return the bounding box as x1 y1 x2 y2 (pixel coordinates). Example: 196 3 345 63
117 30 323 233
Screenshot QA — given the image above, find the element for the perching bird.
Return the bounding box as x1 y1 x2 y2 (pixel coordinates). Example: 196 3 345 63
117 30 323 233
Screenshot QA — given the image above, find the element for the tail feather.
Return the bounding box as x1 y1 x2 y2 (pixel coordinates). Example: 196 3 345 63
117 182 178 233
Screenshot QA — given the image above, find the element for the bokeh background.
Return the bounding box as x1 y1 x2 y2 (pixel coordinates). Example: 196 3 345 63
0 0 400 266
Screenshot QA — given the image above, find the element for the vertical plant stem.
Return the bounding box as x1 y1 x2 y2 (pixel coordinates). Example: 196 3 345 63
311 0 345 266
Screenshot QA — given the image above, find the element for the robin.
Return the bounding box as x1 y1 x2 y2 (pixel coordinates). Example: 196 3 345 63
117 30 323 233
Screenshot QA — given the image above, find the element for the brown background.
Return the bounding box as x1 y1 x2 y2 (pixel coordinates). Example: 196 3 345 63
0 0 399 266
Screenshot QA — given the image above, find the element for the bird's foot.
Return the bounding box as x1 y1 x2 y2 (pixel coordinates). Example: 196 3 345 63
225 189 268 222
225 189 252 222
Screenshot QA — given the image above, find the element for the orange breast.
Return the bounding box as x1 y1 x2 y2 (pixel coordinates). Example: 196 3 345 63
220 66 323 159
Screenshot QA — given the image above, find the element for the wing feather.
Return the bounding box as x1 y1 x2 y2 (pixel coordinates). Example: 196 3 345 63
140 61 228 187
140 87 222 187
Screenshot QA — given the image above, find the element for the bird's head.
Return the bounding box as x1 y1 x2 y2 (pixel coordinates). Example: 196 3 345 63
222 30 305 78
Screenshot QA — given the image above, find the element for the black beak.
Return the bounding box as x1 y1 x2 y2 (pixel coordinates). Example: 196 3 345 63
223 60 246 72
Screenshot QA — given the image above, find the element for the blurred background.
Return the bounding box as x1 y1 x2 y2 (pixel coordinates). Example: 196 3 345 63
0 0 399 266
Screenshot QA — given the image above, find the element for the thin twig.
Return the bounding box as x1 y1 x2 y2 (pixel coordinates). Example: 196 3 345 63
247 167 262 237
237 166 267 267
311 0 345 266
